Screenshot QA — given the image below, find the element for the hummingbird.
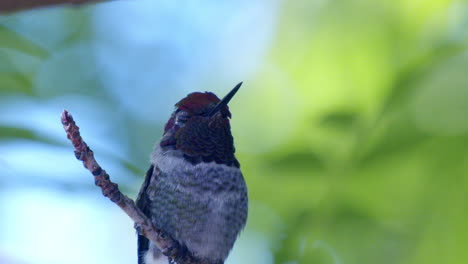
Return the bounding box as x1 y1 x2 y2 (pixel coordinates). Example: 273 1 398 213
136 83 248 264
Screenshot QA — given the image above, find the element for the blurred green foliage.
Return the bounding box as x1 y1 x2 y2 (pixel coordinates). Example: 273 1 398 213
1 1 467 264
236 1 468 264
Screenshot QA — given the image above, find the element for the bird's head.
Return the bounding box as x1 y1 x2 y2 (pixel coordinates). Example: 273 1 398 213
160 82 242 167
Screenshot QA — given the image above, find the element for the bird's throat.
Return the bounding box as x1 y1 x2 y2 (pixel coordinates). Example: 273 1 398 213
162 116 239 168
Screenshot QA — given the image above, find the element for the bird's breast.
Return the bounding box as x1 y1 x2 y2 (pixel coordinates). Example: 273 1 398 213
147 146 248 262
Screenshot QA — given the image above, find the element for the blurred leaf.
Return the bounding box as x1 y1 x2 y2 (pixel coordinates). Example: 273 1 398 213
0 126 62 145
319 111 358 130
122 158 145 178
0 71 33 94
0 126 35 139
59 8 93 48
357 114 429 165
0 25 48 59
381 41 468 115
264 150 325 173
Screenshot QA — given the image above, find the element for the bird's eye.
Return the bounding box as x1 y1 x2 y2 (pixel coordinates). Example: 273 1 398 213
176 111 190 124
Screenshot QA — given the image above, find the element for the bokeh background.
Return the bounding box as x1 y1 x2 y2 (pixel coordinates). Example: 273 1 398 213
1 0 468 263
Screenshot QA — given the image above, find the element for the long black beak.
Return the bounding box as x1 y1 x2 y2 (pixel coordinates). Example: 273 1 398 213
208 82 242 116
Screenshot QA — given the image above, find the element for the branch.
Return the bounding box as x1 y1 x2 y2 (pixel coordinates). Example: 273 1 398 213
0 0 106 14
61 110 185 261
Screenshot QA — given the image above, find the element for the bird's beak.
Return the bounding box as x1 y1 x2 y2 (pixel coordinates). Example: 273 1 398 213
209 82 242 117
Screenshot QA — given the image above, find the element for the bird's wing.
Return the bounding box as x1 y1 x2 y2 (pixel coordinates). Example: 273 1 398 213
136 164 154 264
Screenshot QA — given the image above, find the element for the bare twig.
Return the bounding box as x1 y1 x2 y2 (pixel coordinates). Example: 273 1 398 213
61 110 179 258
61 110 207 264
0 0 106 14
